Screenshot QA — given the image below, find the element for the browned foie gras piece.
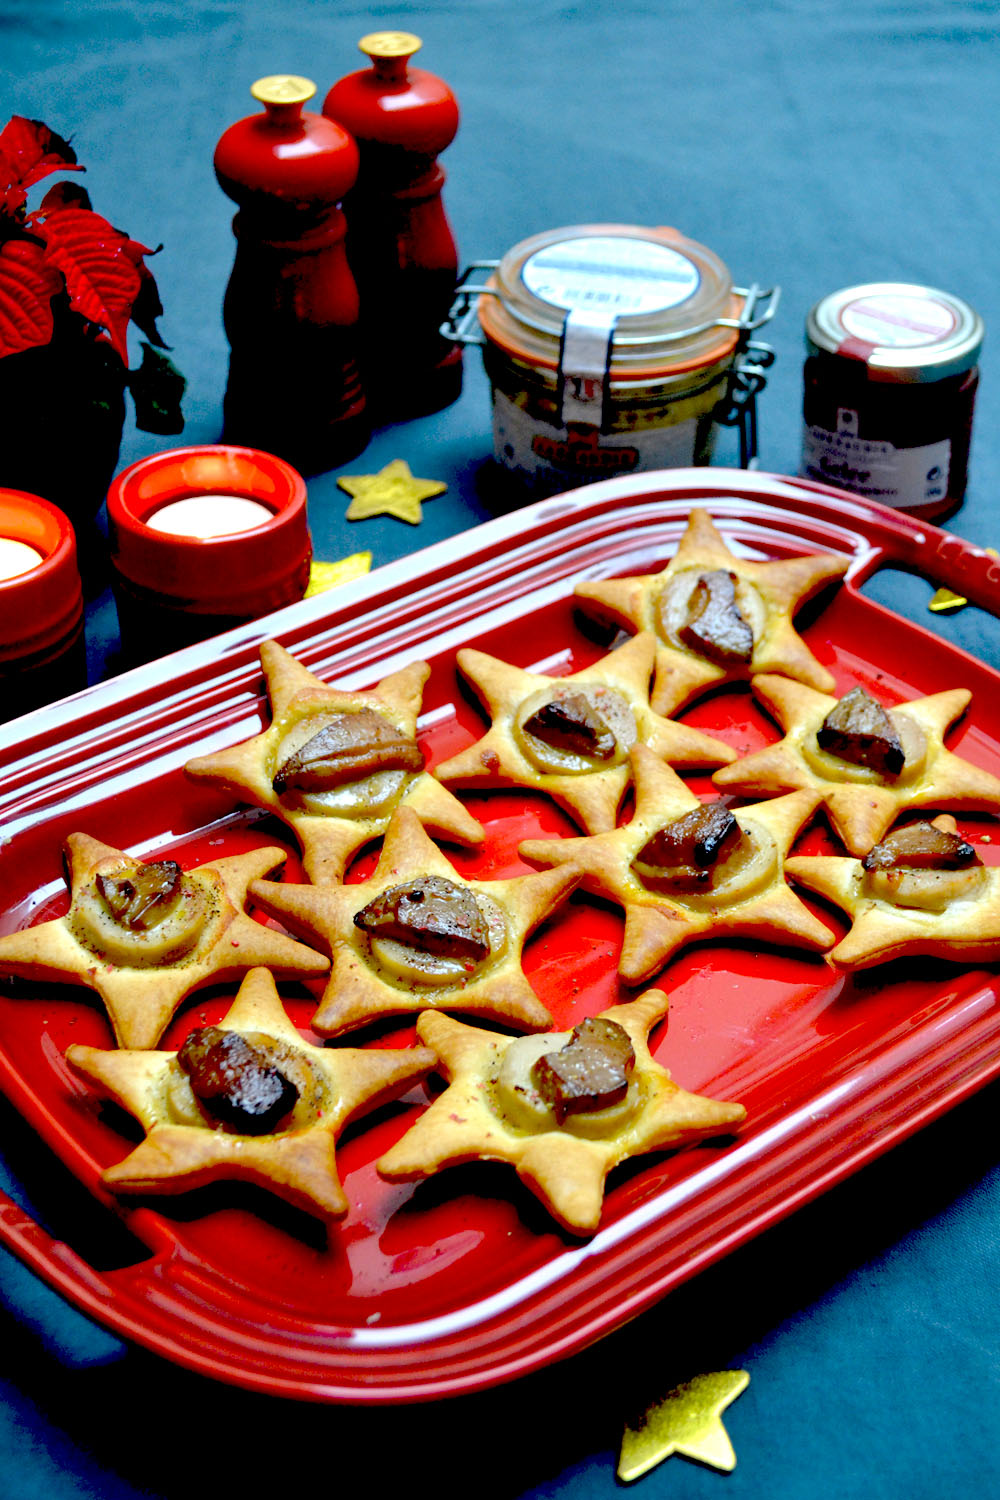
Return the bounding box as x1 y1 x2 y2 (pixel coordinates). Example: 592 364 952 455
522 692 616 759
531 1016 636 1124
272 708 424 794
816 686 905 776
96 860 183 931
353 876 491 962
862 820 980 872
177 1026 299 1134
677 569 754 667
635 801 743 890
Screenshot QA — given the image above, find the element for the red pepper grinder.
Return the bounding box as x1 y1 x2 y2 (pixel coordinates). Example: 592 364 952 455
323 33 463 419
214 75 368 474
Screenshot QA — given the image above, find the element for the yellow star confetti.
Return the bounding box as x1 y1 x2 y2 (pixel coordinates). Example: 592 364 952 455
66 967 434 1222
574 507 847 714
928 587 968 613
619 1370 750 1480
929 548 998 612
304 552 372 598
339 459 446 525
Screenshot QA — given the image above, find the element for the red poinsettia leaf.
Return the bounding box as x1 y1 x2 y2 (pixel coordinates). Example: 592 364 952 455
0 117 82 203
31 205 141 361
117 233 156 264
113 232 166 342
0 182 27 217
40 179 92 213
0 236 61 356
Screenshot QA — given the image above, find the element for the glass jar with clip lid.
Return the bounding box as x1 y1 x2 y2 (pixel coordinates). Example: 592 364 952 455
442 222 778 498
800 281 983 521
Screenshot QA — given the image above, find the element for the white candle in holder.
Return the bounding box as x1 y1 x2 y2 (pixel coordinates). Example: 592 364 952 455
0 537 44 580
146 493 274 538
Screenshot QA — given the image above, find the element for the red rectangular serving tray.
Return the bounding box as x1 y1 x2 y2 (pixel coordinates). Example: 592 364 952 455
2 468 999 1404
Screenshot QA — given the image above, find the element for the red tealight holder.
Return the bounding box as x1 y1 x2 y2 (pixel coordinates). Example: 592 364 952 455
0 487 85 718
107 445 311 663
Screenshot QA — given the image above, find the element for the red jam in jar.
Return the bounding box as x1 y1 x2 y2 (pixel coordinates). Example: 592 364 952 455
800 281 983 521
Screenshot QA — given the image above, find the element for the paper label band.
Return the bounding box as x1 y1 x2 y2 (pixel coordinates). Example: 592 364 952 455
558 307 616 428
493 388 704 493
800 421 951 509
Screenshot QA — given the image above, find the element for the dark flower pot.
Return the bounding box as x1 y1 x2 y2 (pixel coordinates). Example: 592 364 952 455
0 317 127 529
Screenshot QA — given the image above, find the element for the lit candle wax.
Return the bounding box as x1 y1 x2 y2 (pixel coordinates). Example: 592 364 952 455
0 537 43 580
146 494 274 538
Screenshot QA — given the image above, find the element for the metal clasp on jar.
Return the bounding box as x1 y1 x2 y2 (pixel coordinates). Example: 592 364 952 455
442 272 780 468
712 283 781 468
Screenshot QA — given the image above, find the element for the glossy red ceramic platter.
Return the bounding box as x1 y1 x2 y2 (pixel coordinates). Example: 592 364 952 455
2 470 999 1404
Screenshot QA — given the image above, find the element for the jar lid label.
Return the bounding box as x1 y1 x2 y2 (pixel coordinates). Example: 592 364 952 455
840 292 958 349
521 235 700 317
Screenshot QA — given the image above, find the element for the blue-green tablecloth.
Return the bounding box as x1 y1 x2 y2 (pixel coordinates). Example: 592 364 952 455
2 4 999 1495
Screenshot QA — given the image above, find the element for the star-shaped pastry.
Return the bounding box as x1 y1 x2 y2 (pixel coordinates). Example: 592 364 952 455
66 967 435 1222
338 459 446 525
619 1370 750 1479
0 834 329 1049
574 507 847 714
432 631 736 835
786 815 1000 970
520 745 832 983
376 990 746 1236
249 805 582 1036
184 639 483 885
713 674 1000 856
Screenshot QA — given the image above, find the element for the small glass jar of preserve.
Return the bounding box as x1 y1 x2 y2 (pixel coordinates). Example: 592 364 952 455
443 223 778 499
800 282 983 521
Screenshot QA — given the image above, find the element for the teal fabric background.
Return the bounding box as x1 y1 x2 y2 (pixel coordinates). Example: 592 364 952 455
2 2 999 1495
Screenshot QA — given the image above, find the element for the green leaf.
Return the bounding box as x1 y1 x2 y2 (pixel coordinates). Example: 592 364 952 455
128 341 186 434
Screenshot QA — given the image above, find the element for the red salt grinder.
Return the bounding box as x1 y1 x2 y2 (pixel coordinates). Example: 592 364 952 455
213 75 368 475
323 32 463 419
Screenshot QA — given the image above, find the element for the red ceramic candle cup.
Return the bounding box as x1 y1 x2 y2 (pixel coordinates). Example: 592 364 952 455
0 488 85 717
107 445 311 663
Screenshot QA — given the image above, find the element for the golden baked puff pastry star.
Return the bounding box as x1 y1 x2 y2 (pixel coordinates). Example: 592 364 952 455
786 815 1000 971
713 674 1000 857
66 967 435 1223
184 640 483 886
0 834 329 1049
521 745 832 984
432 631 736 836
249 805 582 1037
573 507 847 715
376 990 746 1237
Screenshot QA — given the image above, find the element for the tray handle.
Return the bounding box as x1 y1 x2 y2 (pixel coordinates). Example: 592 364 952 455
0 1183 177 1355
785 477 1000 618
